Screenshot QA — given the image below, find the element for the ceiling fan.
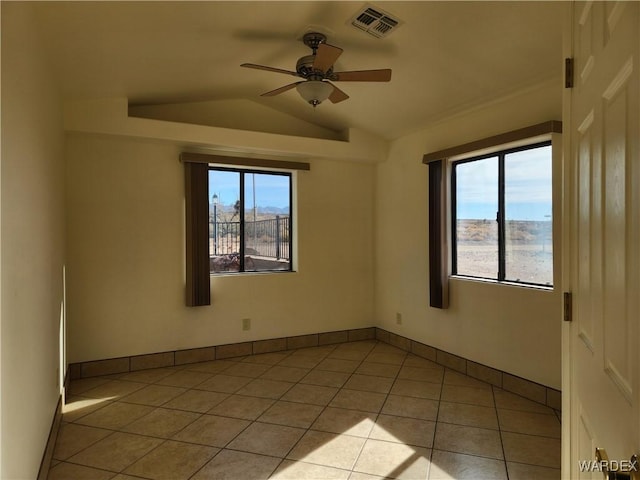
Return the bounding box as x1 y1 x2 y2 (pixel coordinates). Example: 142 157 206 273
241 32 392 107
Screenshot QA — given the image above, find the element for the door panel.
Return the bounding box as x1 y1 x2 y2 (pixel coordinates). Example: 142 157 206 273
602 61 632 403
568 1 639 478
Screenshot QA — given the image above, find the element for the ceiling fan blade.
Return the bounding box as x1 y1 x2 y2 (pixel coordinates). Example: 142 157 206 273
241 63 300 77
328 83 349 104
261 82 302 97
313 44 343 73
332 69 392 82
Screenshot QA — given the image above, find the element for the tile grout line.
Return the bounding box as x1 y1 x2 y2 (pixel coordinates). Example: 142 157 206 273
429 360 449 480
492 384 512 480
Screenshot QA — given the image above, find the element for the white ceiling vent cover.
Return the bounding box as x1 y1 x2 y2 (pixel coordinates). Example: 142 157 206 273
351 5 402 38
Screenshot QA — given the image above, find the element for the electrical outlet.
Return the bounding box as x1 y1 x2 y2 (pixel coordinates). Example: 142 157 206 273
242 318 251 331
396 312 402 325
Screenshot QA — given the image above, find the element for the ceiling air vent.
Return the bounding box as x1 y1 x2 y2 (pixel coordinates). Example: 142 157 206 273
351 5 402 39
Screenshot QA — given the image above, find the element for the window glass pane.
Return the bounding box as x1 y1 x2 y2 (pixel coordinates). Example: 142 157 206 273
455 157 499 279
244 173 291 272
209 170 240 273
504 145 553 285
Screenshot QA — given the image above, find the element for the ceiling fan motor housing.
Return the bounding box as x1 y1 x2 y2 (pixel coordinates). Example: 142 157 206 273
296 55 331 79
298 33 332 79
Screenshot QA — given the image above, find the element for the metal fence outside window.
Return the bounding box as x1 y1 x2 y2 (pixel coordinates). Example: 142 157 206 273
210 216 290 260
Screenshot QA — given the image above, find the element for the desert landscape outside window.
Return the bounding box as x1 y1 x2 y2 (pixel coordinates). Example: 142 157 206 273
452 142 553 287
209 168 292 274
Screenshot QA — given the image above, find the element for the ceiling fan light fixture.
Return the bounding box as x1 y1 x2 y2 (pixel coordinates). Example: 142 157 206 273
296 80 333 107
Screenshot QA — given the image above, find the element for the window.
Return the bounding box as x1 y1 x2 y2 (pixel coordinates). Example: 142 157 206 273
183 153 307 306
208 167 292 274
451 142 553 287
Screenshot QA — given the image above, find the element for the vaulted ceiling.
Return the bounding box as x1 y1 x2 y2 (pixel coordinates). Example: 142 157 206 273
32 1 564 141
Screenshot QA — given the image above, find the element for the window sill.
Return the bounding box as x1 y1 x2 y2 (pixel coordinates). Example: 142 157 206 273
210 270 297 278
450 275 554 292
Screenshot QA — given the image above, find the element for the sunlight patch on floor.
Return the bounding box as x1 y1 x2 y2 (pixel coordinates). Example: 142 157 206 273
279 419 430 479
62 396 114 414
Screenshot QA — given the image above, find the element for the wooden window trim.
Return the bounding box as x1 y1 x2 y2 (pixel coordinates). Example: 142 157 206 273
422 121 562 164
181 152 310 171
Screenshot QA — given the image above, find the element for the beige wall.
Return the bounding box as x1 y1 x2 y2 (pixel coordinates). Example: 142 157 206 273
66 133 374 363
1 3 66 478
374 82 563 389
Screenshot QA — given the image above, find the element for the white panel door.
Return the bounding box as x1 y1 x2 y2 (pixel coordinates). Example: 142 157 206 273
567 1 639 478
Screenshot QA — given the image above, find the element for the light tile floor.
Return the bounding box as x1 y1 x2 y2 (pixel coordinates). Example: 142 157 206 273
49 341 561 480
